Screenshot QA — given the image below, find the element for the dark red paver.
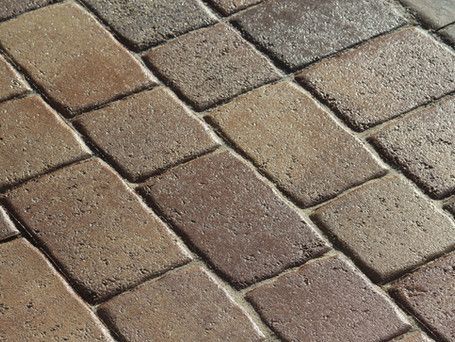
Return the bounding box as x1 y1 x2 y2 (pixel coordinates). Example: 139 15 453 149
401 0 455 29
0 206 18 241
0 0 52 20
0 55 28 101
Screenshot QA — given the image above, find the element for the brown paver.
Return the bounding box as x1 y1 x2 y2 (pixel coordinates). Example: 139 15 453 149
0 55 28 101
0 0 52 20
246 255 410 342
0 206 18 241
75 88 218 182
446 198 455 216
139 151 329 288
0 239 111 341
208 0 262 15
0 2 152 115
401 0 455 29
298 27 455 131
6 158 191 303
390 252 455 341
313 175 455 282
208 82 385 207
99 264 263 341
144 23 280 111
370 95 455 199
439 23 455 46
0 96 89 189
391 331 434 342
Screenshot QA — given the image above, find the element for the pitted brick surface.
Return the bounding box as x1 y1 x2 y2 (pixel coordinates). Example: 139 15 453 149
0 55 28 101
208 0 262 15
401 0 455 29
0 0 52 20
391 331 434 342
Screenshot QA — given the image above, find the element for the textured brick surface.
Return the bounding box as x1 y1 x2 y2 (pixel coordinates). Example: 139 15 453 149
208 0 261 15
313 176 455 282
75 88 218 181
6 159 190 303
0 206 18 241
0 0 52 20
440 23 455 45
391 331 434 342
401 0 455 29
0 55 28 101
140 151 328 288
0 2 152 114
208 82 385 207
144 23 279 111
370 95 455 199
446 198 455 216
0 239 111 341
390 253 455 341
0 96 89 189
246 255 410 342
232 0 403 70
99 265 263 341
298 28 455 131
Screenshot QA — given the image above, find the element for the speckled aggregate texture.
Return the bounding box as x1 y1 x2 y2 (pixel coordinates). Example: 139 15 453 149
391 331 435 342
439 23 455 45
401 0 455 28
0 206 18 241
208 0 262 15
0 55 28 101
0 0 52 20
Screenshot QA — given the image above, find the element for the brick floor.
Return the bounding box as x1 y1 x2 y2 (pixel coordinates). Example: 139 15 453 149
400 0 455 29
0 0 52 20
0 206 18 241
0 55 28 101
208 0 262 15
439 23 455 45
391 331 434 342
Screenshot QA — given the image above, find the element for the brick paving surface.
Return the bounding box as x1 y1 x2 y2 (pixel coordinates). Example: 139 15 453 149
401 0 455 28
0 206 18 241
0 55 28 101
392 331 435 342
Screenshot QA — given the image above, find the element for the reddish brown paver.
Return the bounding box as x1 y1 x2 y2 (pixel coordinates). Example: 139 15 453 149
6 158 191 303
208 82 385 207
0 0 52 20
99 264 264 341
0 206 18 241
208 0 262 15
75 88 218 181
401 0 455 29
246 255 410 342
139 151 329 288
297 27 455 131
0 55 28 101
391 331 434 342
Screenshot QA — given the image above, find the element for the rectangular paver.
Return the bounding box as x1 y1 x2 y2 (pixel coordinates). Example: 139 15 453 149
208 0 262 15
0 0 52 20
0 54 28 102
401 0 455 29
391 331 434 342
0 206 18 241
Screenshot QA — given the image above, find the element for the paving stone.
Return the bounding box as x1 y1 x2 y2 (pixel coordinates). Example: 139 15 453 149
0 54 28 101
83 0 215 50
446 198 455 216
232 0 404 70
6 158 191 303
0 0 52 20
0 206 18 241
313 175 455 282
390 252 455 341
208 0 262 15
391 331 434 342
139 151 328 288
144 23 280 111
0 96 89 189
99 264 263 341
401 0 455 29
0 239 112 341
75 88 218 182
298 27 455 131
0 2 152 115
370 96 455 199
208 82 385 207
246 255 410 342
439 23 455 46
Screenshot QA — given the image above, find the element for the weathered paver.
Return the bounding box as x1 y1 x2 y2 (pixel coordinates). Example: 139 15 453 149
99 264 263 341
401 0 455 29
439 23 455 46
298 27 455 131
246 255 410 342
208 0 262 15
232 0 404 70
0 96 89 189
0 239 112 341
0 2 152 115
0 0 52 20
139 151 329 288
6 158 191 303
313 175 455 282
446 198 455 216
144 23 280 111
391 331 434 342
208 82 385 207
390 253 455 341
75 88 218 182
370 95 455 199
0 55 28 101
0 206 18 241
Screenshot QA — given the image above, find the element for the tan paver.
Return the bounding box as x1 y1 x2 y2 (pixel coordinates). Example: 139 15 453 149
0 206 18 241
391 331 434 342
0 55 28 102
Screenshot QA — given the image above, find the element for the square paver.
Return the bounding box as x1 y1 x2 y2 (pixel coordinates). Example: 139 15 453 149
391 331 434 342
0 0 52 20
139 151 329 288
401 0 455 29
207 0 262 15
297 27 455 131
144 23 280 111
0 55 28 102
0 206 18 241
207 82 385 207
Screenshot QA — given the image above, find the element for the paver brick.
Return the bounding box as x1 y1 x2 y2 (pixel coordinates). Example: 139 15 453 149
208 0 262 15
99 264 263 341
0 239 111 341
0 2 152 115
370 95 455 199
0 55 28 101
391 331 434 342
0 0 52 20
208 82 385 207
144 23 280 111
401 0 455 29
446 198 455 216
246 255 410 342
0 206 18 241
75 88 218 182
6 158 191 303
139 151 328 288
0 95 89 189
440 23 455 46
298 27 455 131
313 175 455 282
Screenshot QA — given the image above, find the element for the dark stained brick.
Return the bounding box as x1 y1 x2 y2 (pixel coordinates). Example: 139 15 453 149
391 331 434 342
0 55 28 101
401 0 455 29
208 0 262 15
0 206 18 241
0 0 52 20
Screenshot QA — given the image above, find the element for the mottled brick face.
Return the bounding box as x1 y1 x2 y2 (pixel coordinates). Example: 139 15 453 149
401 0 455 29
0 0 52 20
0 55 28 101
208 0 262 15
0 206 18 241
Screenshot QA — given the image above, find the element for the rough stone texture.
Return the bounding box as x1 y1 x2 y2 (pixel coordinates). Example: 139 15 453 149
144 23 280 111
0 0 52 20
246 255 410 342
6 158 191 303
140 151 329 288
75 88 218 182
208 82 385 207
298 27 455 131
83 0 215 50
390 253 455 341
401 0 455 29
446 198 455 216
99 264 263 341
232 0 404 70
313 175 455 282
0 206 18 241
0 96 90 189
0 55 28 101
391 331 434 342
0 2 152 115
439 23 455 46
370 95 455 199
0 239 112 341
208 0 262 15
